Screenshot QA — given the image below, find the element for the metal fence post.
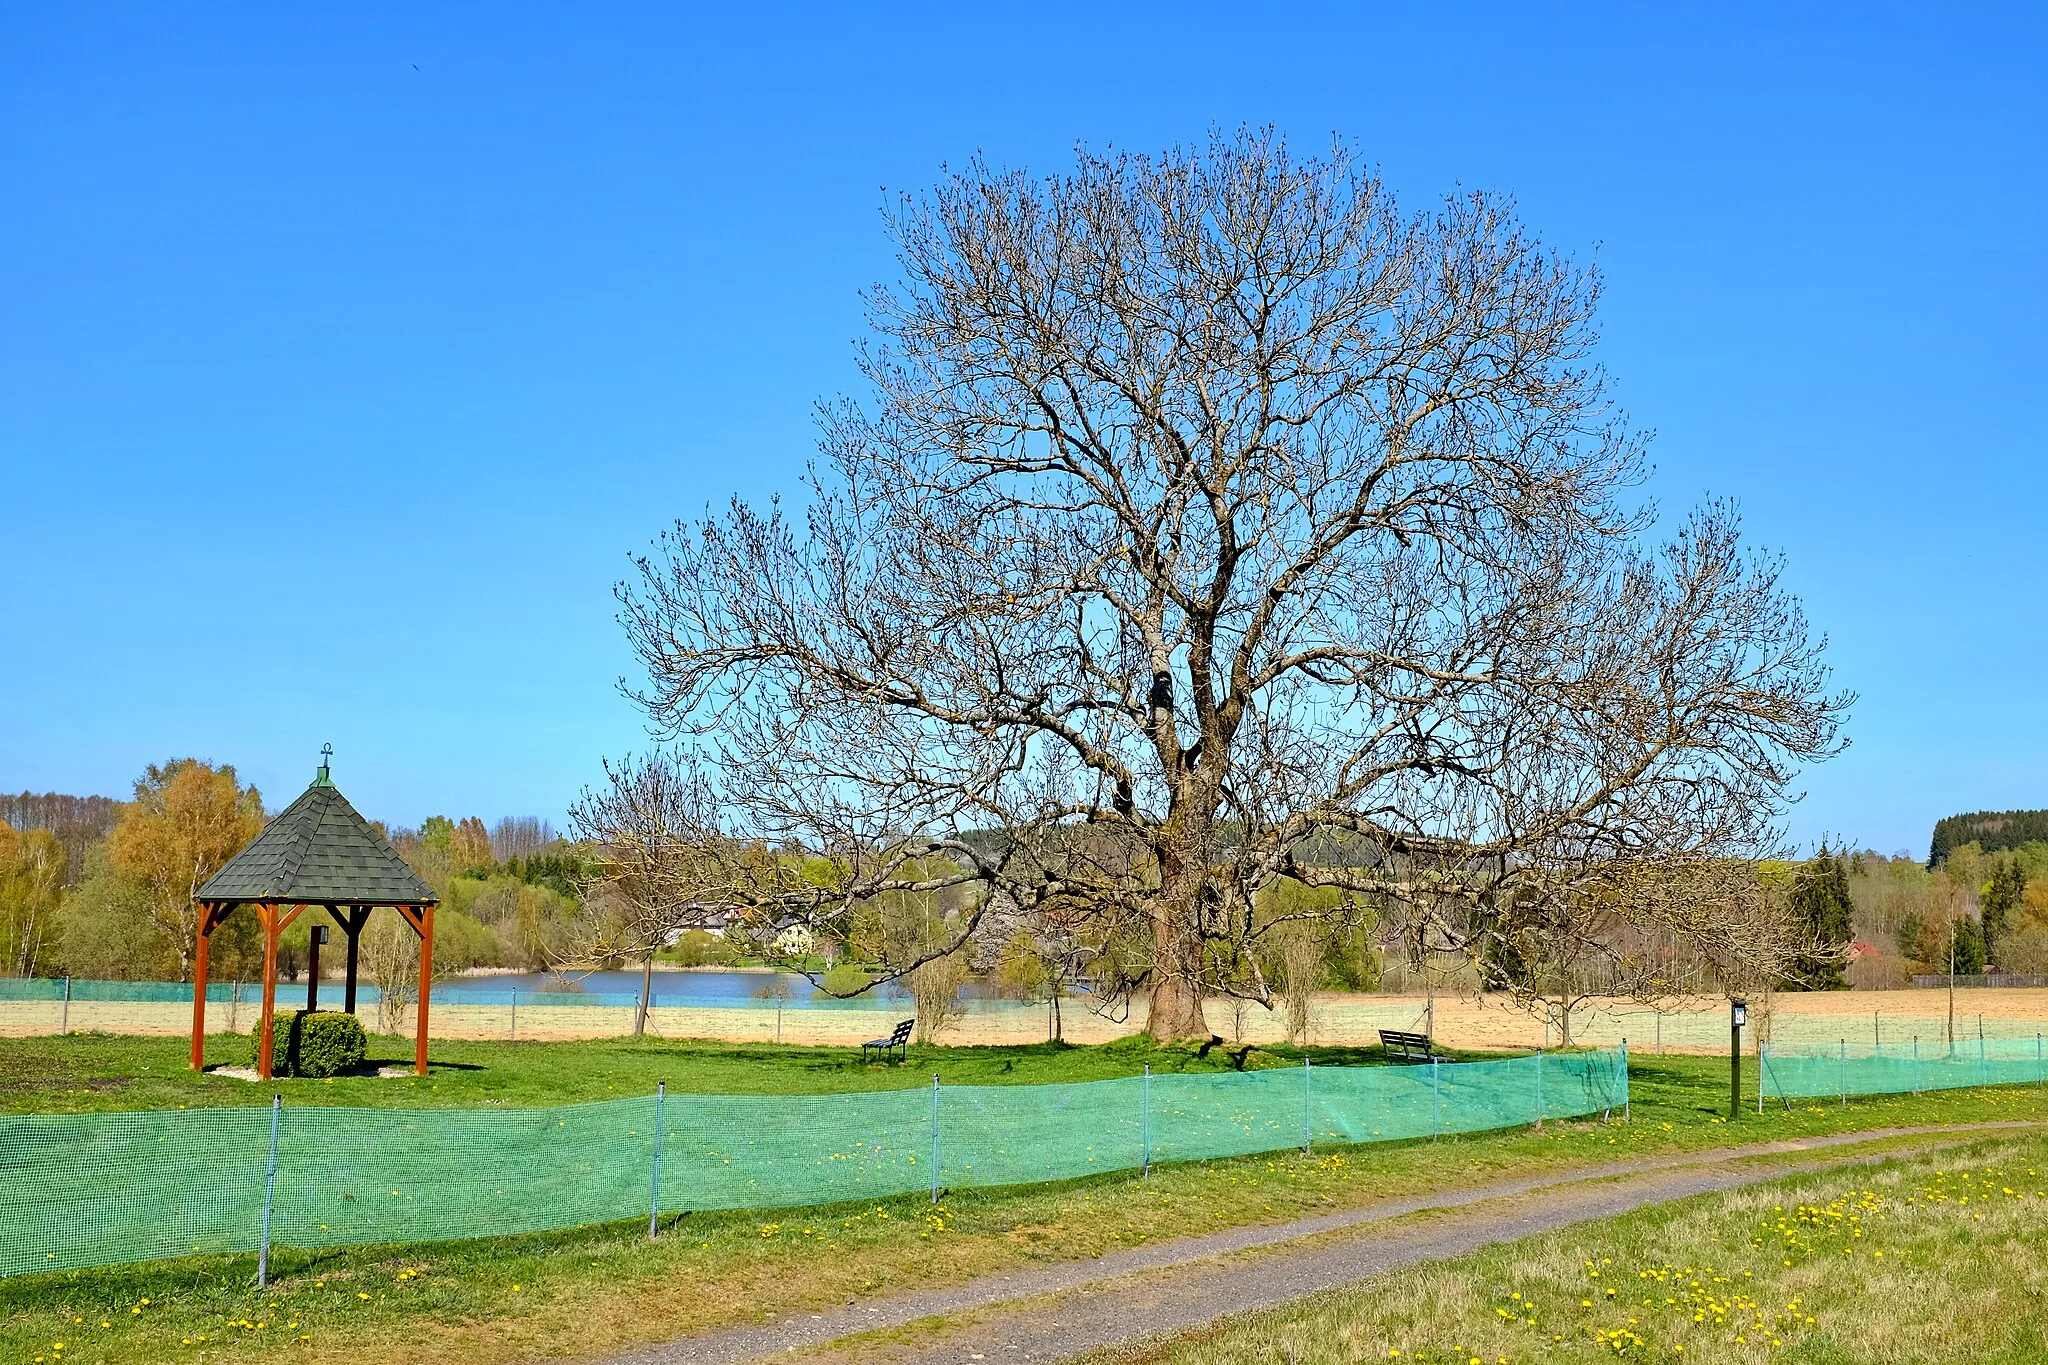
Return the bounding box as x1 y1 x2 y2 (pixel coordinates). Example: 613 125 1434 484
1534 1048 1544 1126
1913 1036 1921 1095
1757 1042 1765 1114
1141 1064 1152 1176
930 1073 941 1203
1980 1031 1988 1089
257 1094 282 1287
649 1080 665 1240
1839 1039 1847 1107
1619 1039 1630 1121
1302 1058 1312 1156
60 976 71 1035
509 988 517 1042
1430 1056 1442 1141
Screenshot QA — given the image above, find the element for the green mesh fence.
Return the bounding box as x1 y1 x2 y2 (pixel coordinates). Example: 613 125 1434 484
0 1049 1626 1278
6 978 2043 1046
1761 1036 2048 1102
1506 1007 2048 1052
0 976 1019 1011
0 978 290 1004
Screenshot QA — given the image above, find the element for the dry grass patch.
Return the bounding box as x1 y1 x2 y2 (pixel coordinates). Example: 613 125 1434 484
1095 1136 2048 1365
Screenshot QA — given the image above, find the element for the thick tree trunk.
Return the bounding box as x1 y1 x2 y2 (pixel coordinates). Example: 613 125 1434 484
1146 850 1214 1040
1143 798 1224 1041
1147 971 1209 1040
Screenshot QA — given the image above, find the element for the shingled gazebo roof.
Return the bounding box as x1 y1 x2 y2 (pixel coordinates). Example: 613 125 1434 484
195 767 437 907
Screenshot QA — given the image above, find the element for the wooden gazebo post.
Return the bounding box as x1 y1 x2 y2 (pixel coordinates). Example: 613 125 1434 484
337 906 370 1015
395 903 435 1075
418 904 433 1075
252 902 305 1080
188 901 219 1070
189 750 439 1078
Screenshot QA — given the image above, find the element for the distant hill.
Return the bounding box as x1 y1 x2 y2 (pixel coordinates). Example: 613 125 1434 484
1928 809 2048 868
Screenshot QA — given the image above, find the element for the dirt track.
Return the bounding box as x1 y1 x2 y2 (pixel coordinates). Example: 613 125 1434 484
597 1122 2045 1365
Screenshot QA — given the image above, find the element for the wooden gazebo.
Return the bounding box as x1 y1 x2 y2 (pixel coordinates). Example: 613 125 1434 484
190 754 439 1079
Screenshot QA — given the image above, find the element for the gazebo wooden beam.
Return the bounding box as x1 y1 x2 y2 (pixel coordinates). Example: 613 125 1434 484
418 903 434 1076
189 901 243 1070
189 902 214 1070
394 903 435 1076
254 903 306 1080
255 903 279 1079
339 905 371 1016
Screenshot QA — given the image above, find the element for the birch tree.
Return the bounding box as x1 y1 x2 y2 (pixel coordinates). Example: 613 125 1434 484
0 825 66 978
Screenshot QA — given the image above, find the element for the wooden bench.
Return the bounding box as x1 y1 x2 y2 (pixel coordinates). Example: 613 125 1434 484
862 1018 914 1062
1378 1029 1445 1063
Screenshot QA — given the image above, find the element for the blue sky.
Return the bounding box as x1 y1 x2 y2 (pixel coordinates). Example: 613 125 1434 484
1 3 2042 855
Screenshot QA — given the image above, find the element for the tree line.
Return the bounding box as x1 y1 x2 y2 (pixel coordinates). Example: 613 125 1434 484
1928 810 2048 868
0 760 585 1000
1838 842 2048 985
0 792 120 889
5 748 1875 1050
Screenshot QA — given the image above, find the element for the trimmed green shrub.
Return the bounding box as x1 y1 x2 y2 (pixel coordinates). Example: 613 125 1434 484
250 1010 368 1077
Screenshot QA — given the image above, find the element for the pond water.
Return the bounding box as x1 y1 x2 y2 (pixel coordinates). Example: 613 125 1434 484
437 969 941 1007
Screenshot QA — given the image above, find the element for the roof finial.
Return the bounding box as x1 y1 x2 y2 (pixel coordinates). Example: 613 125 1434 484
316 742 334 786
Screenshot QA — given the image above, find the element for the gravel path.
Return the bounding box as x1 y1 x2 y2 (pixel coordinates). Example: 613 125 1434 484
600 1121 2040 1365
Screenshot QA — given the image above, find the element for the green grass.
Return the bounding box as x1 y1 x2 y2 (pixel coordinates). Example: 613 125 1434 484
0 1030 1474 1114
5 1030 2038 1132
4 1033 2048 1365
1090 1133 2048 1365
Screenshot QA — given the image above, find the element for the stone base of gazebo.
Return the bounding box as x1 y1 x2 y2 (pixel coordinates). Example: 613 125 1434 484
205 1063 417 1082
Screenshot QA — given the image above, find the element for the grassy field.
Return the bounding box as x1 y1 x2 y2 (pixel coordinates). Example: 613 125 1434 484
0 1030 1422 1113
3 1037 2047 1365
1094 1133 2048 1364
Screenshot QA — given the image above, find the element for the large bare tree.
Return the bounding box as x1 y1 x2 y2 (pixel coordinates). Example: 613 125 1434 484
618 130 1849 1040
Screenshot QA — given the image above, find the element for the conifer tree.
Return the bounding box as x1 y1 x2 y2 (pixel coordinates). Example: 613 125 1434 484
1787 849 1854 990
1951 914 1987 975
1981 859 2026 967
